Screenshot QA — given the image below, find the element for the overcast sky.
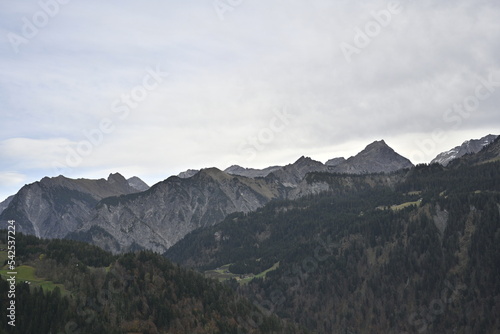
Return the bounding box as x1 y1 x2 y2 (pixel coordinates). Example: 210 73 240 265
1 0 499 201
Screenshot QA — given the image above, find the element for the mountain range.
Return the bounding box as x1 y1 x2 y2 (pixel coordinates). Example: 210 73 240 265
0 135 498 254
0 195 13 216
430 134 498 166
164 140 500 333
67 168 286 253
179 139 413 182
0 139 414 252
0 173 147 239
1 134 500 333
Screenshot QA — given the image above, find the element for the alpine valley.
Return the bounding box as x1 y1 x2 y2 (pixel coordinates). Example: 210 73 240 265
1 135 500 333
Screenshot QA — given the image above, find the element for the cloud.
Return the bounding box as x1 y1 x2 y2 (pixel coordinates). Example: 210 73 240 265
0 0 498 192
0 137 71 170
0 172 27 202
0 172 26 187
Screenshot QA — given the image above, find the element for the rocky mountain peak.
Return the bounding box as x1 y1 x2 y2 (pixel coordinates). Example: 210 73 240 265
330 140 413 174
325 157 346 167
107 173 129 186
127 176 150 192
293 156 319 167
40 175 65 186
447 134 500 167
292 156 324 167
431 134 499 166
360 140 393 154
266 156 328 188
198 167 223 176
225 165 244 173
177 169 199 179
224 165 282 178
195 168 231 183
295 155 310 162
365 139 387 148
0 173 144 240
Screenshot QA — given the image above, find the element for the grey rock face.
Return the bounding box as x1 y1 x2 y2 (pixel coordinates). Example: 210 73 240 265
447 134 500 167
431 134 498 166
325 157 346 167
0 173 140 239
177 169 199 178
288 172 404 200
433 205 449 239
60 160 313 253
68 168 286 254
0 195 14 216
224 165 282 178
330 140 414 174
127 176 150 192
266 156 328 188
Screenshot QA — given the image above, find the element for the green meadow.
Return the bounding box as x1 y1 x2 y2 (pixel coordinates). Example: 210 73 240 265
0 251 68 295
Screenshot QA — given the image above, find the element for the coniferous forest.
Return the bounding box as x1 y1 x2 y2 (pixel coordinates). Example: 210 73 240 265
166 160 500 333
0 235 304 334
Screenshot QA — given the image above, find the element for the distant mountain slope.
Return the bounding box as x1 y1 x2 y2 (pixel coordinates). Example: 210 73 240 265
166 171 408 268
330 140 414 174
325 157 346 167
0 234 303 334
127 176 149 191
287 169 405 200
266 156 328 187
1 139 417 254
177 169 199 178
447 134 500 167
431 134 498 166
166 160 500 333
224 164 282 178
0 195 14 216
67 143 414 254
68 168 287 253
0 173 139 239
65 141 413 253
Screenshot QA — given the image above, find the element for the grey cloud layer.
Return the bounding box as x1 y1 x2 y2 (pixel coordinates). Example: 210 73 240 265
0 0 499 201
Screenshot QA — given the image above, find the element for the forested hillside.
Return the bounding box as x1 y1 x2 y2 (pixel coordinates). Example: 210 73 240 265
166 160 500 333
0 234 306 334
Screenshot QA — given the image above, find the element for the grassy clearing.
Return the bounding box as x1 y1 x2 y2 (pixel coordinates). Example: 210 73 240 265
0 263 69 295
0 265 37 282
204 262 280 285
376 199 422 212
406 191 422 196
255 261 280 278
204 264 235 281
390 199 422 211
238 262 280 285
477 157 500 165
